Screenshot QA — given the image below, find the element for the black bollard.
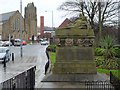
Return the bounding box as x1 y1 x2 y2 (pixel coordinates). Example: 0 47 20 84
3 57 6 67
45 60 49 75
12 53 14 61
46 49 49 60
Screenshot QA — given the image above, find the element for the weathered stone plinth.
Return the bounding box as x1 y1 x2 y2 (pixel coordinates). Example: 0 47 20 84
42 72 109 82
53 47 96 74
52 14 97 74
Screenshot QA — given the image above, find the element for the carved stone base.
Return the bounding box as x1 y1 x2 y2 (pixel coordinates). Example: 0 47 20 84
53 47 97 74
53 62 97 74
42 72 109 82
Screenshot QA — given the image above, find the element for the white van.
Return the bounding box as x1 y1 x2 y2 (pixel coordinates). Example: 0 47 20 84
14 39 21 46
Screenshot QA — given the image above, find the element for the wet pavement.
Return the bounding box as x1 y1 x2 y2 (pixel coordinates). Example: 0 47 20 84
0 43 114 89
0 56 38 81
0 44 48 86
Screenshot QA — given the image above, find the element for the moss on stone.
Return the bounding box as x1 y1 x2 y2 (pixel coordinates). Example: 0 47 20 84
56 27 94 37
53 14 97 74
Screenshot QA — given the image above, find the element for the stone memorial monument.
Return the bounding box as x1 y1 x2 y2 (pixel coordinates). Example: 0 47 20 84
53 14 97 74
42 14 102 82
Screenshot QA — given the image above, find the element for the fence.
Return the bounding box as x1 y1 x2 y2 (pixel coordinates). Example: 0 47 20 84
110 71 120 90
84 81 114 90
1 67 119 90
0 66 36 90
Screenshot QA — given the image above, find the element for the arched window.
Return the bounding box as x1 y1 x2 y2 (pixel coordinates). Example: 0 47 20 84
15 19 17 30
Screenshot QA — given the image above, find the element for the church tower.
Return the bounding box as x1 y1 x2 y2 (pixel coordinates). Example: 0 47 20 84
24 2 37 39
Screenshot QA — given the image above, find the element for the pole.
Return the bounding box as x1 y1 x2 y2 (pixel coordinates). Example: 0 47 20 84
98 1 102 41
52 11 53 30
9 34 11 60
51 11 55 37
45 10 54 38
20 0 23 57
45 10 53 30
8 34 10 52
118 2 120 44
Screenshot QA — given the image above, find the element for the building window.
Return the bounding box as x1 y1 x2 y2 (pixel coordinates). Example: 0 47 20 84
14 18 19 31
18 18 20 30
16 19 18 30
14 22 15 30
12 23 14 30
15 19 17 30
14 35 16 38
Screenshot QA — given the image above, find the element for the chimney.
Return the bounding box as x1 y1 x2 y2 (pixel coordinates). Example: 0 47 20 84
40 16 44 36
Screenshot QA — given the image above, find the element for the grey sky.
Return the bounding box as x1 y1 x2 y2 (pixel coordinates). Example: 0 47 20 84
0 0 68 27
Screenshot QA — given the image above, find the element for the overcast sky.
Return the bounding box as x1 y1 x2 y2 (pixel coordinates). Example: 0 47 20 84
0 0 68 27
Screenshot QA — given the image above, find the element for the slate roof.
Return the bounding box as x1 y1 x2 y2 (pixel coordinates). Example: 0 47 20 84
0 11 16 23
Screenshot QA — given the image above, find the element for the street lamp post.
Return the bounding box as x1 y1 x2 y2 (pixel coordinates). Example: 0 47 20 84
51 11 53 30
44 10 54 39
20 0 23 58
45 11 54 30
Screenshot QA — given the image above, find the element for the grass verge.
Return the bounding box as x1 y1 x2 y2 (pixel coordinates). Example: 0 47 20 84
49 51 56 65
97 68 120 79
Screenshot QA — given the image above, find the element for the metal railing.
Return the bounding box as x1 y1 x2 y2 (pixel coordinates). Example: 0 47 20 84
85 81 114 90
0 66 36 90
110 71 120 90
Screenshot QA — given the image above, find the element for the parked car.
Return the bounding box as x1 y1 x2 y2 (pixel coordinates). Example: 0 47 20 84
0 41 4 46
2 41 12 46
14 39 27 46
41 40 49 45
22 40 27 45
0 47 11 63
14 39 21 46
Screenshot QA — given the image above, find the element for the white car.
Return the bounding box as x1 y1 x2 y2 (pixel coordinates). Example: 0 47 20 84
0 47 11 62
2 41 12 46
0 41 4 46
41 41 49 45
14 39 21 46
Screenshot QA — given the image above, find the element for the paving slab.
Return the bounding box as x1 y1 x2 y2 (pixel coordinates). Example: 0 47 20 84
0 44 115 89
42 72 110 82
0 56 36 83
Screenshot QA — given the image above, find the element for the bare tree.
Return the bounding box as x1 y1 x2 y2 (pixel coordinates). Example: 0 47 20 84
58 0 84 15
58 0 119 30
98 1 102 41
118 0 120 44
97 0 119 28
58 0 98 29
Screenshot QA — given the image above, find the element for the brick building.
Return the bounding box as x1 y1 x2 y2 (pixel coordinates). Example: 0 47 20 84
0 10 26 40
0 2 37 41
58 18 71 28
24 2 37 40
